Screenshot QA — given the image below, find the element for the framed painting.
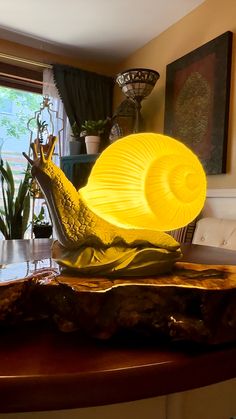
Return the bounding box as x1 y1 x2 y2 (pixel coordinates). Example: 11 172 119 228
164 31 232 174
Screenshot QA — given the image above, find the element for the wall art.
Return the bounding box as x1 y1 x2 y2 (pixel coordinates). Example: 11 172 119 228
164 31 232 174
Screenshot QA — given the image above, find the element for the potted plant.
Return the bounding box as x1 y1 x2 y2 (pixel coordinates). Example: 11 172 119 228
37 116 48 144
69 122 82 155
81 119 108 154
32 206 53 238
0 161 31 239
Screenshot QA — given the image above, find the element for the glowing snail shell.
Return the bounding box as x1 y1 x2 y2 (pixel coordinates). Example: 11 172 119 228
80 133 207 232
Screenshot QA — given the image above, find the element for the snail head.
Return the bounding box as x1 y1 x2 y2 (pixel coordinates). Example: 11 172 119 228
23 135 57 178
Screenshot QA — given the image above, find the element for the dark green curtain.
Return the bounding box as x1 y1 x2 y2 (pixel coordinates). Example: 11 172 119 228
52 64 114 129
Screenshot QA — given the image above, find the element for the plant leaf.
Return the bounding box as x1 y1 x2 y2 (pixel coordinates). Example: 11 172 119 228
0 160 31 239
22 193 31 236
5 161 15 198
0 214 8 239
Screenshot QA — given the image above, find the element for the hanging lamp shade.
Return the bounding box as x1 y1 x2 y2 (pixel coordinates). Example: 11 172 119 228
116 68 160 100
116 68 160 132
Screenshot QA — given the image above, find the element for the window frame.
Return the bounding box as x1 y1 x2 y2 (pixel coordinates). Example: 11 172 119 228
0 62 43 94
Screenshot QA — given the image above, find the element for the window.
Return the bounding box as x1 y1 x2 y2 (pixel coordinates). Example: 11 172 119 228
1 96 13 114
0 62 43 166
0 86 42 186
0 62 43 233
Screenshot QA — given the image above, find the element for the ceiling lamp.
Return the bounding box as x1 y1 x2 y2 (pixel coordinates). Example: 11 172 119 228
116 68 160 133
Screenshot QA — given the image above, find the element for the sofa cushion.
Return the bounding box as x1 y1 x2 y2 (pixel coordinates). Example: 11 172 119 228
192 217 236 250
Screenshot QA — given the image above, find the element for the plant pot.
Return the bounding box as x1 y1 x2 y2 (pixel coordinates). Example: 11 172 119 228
33 225 53 239
85 136 100 154
69 141 82 156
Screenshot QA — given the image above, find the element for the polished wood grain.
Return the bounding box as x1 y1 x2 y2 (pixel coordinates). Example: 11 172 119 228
0 239 236 413
181 243 236 265
0 238 53 264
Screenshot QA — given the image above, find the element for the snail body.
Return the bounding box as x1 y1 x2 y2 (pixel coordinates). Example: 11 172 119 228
24 133 206 276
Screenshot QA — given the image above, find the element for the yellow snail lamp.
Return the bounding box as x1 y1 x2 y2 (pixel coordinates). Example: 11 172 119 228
23 133 206 276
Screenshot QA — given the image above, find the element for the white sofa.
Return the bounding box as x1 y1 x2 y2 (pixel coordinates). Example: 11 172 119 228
192 217 236 250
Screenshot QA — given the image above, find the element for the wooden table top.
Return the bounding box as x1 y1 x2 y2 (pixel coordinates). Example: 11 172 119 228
1 239 236 413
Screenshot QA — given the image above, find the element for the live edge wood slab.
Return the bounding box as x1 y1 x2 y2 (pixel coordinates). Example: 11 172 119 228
1 239 236 413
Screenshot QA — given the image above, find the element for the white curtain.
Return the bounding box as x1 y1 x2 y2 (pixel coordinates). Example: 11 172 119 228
42 69 70 156
28 69 71 237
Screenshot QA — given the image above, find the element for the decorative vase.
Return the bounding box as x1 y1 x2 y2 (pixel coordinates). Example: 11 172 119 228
33 224 53 239
69 141 82 156
85 136 100 154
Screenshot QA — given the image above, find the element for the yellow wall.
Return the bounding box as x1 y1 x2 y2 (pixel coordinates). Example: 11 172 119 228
114 0 236 189
0 38 115 75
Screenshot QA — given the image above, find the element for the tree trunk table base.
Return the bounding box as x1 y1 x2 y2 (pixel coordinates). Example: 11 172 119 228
1 261 236 345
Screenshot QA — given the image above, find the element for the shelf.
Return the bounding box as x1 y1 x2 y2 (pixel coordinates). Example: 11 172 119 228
60 154 99 187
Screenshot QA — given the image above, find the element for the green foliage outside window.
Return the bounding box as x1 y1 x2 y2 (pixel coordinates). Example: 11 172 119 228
0 86 42 238
0 86 41 141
